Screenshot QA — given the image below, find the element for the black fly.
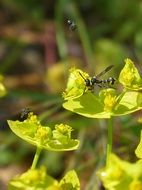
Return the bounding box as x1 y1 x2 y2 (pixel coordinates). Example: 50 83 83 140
67 20 77 31
20 108 31 120
79 65 116 91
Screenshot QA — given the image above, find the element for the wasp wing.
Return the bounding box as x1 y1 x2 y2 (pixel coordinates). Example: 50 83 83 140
96 65 114 79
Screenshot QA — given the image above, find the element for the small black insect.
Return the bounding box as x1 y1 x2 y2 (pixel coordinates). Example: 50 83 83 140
79 65 116 91
20 108 31 120
67 20 77 31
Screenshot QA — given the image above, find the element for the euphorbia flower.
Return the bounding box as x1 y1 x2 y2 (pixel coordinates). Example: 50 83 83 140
8 166 59 190
62 67 89 100
99 89 117 112
63 61 142 118
8 166 80 190
119 58 142 90
63 88 142 118
7 113 79 151
97 153 142 190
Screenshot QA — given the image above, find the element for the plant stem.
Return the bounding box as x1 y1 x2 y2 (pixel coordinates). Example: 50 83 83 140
71 2 94 67
106 118 113 165
31 147 42 170
55 0 68 60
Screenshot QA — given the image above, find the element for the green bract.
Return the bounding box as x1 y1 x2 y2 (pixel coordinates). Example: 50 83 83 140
135 130 142 159
59 170 80 190
8 166 80 190
63 60 142 118
119 58 142 90
7 113 79 151
62 67 89 100
97 153 142 190
63 89 142 118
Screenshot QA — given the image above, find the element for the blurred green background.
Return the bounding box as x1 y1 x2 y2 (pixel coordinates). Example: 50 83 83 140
0 0 142 189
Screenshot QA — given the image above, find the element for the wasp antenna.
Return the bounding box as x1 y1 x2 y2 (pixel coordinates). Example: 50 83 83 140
79 72 86 80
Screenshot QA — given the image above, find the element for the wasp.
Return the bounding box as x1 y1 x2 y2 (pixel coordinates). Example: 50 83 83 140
67 20 77 31
79 65 116 91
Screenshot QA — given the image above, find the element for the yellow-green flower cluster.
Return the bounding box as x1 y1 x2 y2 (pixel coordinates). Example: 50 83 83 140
119 58 142 90
8 167 80 190
99 89 117 112
98 154 142 190
62 58 142 118
63 67 89 100
52 124 73 145
35 126 52 144
55 124 72 136
7 113 79 151
8 166 59 190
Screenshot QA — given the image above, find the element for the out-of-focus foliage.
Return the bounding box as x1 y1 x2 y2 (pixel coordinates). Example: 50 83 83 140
9 166 80 190
98 153 142 190
94 39 127 72
0 0 45 21
46 58 82 93
0 75 6 97
135 130 142 159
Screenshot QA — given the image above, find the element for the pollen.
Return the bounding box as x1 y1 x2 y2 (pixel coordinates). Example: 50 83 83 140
104 94 117 111
55 124 73 135
23 166 47 184
35 127 52 143
121 69 135 86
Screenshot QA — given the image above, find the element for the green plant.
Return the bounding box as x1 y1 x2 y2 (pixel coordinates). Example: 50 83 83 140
7 112 80 190
62 58 142 190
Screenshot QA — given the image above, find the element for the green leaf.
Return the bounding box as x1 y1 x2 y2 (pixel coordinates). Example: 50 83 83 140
97 153 142 190
7 114 79 151
135 131 142 159
119 58 142 90
60 170 80 190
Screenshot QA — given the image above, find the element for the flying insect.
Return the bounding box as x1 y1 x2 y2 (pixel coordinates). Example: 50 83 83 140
20 107 31 120
79 65 116 91
67 20 77 31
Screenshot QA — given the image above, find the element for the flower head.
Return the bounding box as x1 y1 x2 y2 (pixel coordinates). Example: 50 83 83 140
35 126 52 144
99 89 117 112
98 154 142 190
119 58 142 90
7 114 79 151
63 67 89 100
129 180 142 190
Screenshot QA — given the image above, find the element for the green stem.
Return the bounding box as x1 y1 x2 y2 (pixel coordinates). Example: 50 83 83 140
71 2 94 67
55 0 68 60
106 118 113 165
31 147 42 170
